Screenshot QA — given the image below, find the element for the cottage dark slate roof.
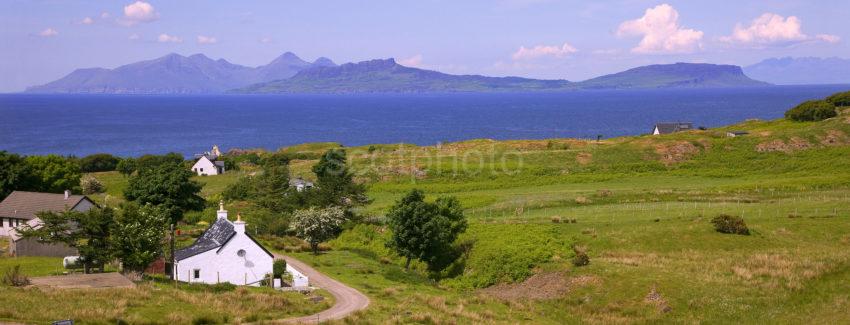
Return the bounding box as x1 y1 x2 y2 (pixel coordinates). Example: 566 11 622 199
174 218 235 261
654 122 693 134
0 191 92 220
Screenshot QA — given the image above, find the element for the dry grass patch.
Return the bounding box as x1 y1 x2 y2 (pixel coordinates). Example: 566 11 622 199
600 251 664 267
480 272 599 301
730 252 846 290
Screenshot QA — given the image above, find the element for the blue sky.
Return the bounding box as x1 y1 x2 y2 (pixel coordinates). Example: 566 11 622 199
1 0 847 92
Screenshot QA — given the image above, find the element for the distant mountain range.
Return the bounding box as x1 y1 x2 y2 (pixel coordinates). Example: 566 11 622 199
27 52 336 94
744 57 850 85
28 52 770 94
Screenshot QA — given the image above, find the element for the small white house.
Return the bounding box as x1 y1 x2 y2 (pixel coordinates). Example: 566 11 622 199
289 177 315 192
191 155 225 176
173 203 273 286
652 122 693 135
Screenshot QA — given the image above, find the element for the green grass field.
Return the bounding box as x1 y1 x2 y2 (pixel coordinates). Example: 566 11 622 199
65 106 850 323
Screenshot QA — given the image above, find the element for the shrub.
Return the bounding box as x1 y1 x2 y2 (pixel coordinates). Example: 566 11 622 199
222 176 254 201
273 259 287 278
2 265 30 286
191 315 220 325
80 175 105 194
571 246 590 267
826 90 850 107
711 214 750 235
209 282 236 293
78 153 120 172
784 100 836 122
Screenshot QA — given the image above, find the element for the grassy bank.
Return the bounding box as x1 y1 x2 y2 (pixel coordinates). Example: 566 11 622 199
73 106 850 323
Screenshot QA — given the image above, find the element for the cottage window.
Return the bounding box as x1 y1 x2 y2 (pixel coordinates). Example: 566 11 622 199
200 168 204 172
193 269 200 279
237 249 246 257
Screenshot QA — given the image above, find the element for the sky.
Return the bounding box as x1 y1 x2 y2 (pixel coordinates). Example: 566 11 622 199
1 0 847 92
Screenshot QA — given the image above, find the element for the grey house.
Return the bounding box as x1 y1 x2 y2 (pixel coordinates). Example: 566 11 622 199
0 191 95 257
652 122 694 135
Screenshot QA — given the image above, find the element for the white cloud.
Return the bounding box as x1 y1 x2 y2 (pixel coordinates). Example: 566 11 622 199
512 43 577 60
157 33 182 43
128 33 140 40
81 17 94 25
101 12 111 19
617 4 703 54
720 13 840 47
817 34 841 44
398 54 423 67
197 35 218 44
123 1 159 25
39 28 58 37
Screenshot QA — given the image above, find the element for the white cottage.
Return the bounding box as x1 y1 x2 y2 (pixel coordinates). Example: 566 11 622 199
191 145 225 176
173 203 273 286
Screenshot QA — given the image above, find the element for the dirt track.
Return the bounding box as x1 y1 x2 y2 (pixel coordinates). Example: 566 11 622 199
274 254 370 324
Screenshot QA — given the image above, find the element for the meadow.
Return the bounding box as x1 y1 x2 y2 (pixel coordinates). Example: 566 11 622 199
4 101 849 323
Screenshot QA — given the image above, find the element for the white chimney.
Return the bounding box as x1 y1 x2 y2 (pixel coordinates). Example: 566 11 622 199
217 200 228 220
233 213 246 233
64 190 70 200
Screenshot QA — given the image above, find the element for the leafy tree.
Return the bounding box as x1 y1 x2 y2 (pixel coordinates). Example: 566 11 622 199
252 153 294 213
23 155 81 193
291 206 347 255
112 203 169 273
385 189 467 270
80 175 105 194
785 100 837 122
135 153 185 173
311 149 368 207
222 176 255 201
78 153 120 173
826 90 850 107
18 207 114 273
116 157 137 177
0 151 29 201
124 162 204 224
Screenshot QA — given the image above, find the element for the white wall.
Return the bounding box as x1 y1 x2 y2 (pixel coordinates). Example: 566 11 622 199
191 157 220 176
286 264 309 288
174 233 273 286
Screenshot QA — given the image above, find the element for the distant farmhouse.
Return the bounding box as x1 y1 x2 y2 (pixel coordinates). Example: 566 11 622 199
652 122 694 135
173 202 274 286
289 177 315 192
0 190 95 257
192 145 226 176
726 131 749 137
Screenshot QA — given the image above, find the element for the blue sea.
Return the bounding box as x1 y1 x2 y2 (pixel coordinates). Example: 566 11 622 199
1 85 847 157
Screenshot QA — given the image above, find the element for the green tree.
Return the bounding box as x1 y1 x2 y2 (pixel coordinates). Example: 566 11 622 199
785 100 837 122
291 206 347 255
124 162 204 224
23 155 81 193
0 151 29 201
826 90 850 107
112 203 169 273
252 153 294 213
18 207 114 273
385 189 468 270
78 153 120 173
116 157 137 177
135 153 185 173
80 175 105 194
311 149 368 208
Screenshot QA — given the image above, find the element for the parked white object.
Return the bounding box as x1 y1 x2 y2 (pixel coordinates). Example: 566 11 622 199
63 256 82 269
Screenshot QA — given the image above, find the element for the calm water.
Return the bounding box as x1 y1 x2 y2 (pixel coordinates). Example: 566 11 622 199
1 85 847 157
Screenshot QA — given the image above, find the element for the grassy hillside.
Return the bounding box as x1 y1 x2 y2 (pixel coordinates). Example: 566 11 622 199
78 103 850 323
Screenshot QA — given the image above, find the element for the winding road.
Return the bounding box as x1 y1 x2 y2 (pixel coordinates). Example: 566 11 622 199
273 254 370 324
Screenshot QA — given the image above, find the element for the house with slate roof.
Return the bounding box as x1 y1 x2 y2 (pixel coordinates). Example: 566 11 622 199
652 122 694 135
0 190 95 257
173 201 273 286
191 145 226 176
